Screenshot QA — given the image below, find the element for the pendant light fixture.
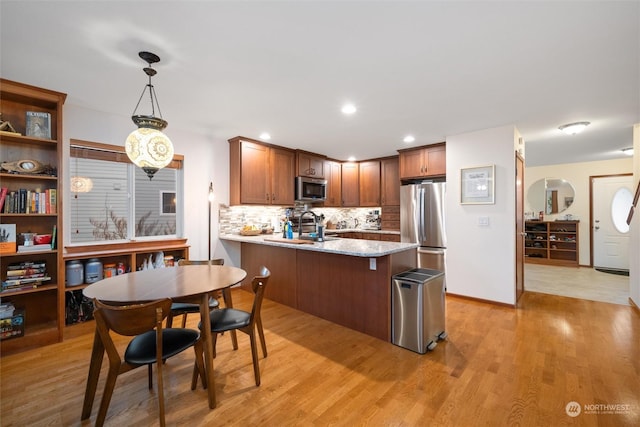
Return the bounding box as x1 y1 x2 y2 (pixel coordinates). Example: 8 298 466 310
125 51 174 179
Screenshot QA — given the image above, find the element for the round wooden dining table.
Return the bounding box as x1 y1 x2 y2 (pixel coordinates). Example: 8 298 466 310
81 264 247 418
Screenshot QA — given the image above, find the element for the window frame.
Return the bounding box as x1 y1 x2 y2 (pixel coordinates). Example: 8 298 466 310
67 138 184 247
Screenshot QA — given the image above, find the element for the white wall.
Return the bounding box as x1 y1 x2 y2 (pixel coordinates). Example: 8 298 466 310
445 125 518 305
630 124 640 308
525 158 633 266
63 105 228 263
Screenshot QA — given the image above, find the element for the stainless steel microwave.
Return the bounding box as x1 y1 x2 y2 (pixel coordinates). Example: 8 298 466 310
295 176 327 202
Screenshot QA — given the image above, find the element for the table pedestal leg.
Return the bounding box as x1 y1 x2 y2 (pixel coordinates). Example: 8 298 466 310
81 329 105 420
200 293 216 408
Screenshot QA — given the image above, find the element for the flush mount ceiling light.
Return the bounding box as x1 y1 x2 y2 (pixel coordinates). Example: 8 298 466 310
622 147 634 156
558 121 590 135
341 104 357 115
259 132 271 141
125 51 174 180
403 135 415 143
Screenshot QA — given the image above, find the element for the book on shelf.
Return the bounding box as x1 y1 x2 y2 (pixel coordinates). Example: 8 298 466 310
6 268 46 277
0 224 17 254
17 244 52 253
2 276 51 291
7 261 46 271
7 261 46 270
48 189 57 214
51 225 57 249
25 111 51 139
0 187 7 212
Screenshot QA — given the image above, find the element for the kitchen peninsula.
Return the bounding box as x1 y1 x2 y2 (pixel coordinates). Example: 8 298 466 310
220 234 418 341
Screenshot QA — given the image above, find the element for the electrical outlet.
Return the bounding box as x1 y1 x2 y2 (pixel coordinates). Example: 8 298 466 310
369 258 376 270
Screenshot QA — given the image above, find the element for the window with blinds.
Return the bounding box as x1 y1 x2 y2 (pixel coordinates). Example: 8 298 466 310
69 139 182 243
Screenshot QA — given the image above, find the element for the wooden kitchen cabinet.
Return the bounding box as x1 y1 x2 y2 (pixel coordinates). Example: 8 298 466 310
324 160 342 207
296 150 325 178
229 137 295 205
399 143 446 180
359 160 380 207
381 157 400 206
341 162 359 207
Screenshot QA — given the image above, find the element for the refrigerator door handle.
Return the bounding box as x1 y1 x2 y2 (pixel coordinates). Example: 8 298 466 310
418 248 445 256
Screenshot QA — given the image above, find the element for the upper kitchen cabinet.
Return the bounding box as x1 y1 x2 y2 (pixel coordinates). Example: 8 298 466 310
341 162 359 207
324 160 342 207
398 143 446 180
296 150 326 178
380 157 400 206
229 137 295 205
359 160 380 207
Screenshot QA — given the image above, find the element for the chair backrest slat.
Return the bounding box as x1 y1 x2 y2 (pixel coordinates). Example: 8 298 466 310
94 299 172 337
250 267 270 324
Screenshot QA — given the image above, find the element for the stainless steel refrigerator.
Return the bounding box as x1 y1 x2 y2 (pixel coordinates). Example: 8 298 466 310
400 182 446 272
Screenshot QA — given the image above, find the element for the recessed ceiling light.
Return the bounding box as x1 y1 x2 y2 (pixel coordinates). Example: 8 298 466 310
558 121 590 135
403 135 415 143
341 104 357 115
622 147 634 156
259 132 271 141
347 156 356 162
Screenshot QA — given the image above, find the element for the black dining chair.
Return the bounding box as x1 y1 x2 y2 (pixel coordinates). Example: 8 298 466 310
199 266 271 386
91 298 204 427
166 259 224 328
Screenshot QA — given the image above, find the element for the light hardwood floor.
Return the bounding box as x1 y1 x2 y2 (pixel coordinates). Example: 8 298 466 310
525 263 630 306
1 287 639 426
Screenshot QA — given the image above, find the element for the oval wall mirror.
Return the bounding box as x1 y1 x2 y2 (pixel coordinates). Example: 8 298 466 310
527 178 575 215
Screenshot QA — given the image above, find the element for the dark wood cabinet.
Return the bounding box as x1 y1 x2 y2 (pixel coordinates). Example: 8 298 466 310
229 137 295 205
270 147 296 205
296 151 325 178
341 162 359 207
0 79 66 356
525 220 579 267
359 160 380 207
381 157 400 206
399 143 446 180
324 160 342 207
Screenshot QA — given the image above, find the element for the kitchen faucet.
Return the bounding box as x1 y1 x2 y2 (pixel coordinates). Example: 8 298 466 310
298 210 321 238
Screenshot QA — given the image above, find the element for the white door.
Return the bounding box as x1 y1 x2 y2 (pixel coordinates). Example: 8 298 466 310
593 175 633 270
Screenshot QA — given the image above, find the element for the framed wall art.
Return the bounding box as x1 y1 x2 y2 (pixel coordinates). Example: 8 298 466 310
460 165 495 204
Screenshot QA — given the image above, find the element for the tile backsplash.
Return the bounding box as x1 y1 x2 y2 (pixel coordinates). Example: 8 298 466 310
218 203 379 235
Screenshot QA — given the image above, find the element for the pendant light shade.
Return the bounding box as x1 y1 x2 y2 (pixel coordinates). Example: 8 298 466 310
126 51 174 179
70 176 93 193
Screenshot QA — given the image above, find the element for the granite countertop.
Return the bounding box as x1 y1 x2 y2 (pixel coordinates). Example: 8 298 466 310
220 234 417 257
323 229 400 235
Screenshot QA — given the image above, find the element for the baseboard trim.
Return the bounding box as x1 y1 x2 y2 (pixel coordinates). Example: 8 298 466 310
629 297 640 316
446 292 515 308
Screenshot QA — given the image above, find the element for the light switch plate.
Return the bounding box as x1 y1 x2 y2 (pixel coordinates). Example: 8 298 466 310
478 216 490 226
369 258 376 270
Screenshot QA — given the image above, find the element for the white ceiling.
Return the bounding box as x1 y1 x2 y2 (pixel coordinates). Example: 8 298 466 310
1 1 638 167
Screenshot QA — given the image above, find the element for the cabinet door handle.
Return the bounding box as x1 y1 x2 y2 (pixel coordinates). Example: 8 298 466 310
272 193 276 201
266 193 270 202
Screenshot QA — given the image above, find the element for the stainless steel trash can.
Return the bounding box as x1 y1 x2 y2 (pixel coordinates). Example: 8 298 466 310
391 268 446 354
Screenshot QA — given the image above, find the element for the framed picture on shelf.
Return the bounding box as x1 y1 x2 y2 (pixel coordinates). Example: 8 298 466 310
460 165 495 205
25 111 51 139
0 223 17 254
